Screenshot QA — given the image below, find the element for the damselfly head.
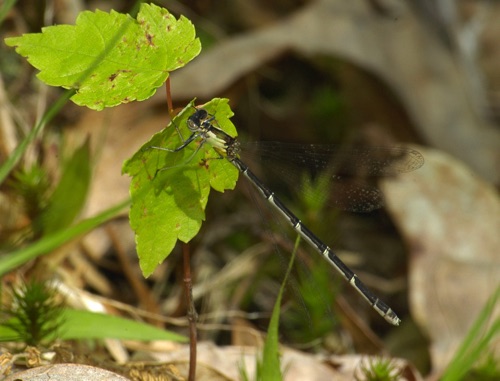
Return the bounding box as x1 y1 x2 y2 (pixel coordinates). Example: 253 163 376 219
187 108 209 131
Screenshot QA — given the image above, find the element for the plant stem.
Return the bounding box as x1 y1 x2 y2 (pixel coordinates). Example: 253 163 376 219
182 243 197 381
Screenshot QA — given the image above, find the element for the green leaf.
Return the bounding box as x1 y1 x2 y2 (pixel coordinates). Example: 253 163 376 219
59 309 187 342
0 200 128 277
0 308 187 343
36 138 92 235
123 98 238 277
260 236 299 381
441 286 500 381
4 3 201 110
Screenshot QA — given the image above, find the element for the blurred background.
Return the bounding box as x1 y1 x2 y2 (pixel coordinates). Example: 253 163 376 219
1 0 499 379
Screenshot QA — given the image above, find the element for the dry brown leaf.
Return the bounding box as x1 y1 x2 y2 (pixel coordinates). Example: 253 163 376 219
3 363 130 381
151 341 341 380
380 146 500 373
147 342 421 381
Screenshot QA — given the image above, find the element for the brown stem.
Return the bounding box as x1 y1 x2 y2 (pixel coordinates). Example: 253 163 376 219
182 243 197 381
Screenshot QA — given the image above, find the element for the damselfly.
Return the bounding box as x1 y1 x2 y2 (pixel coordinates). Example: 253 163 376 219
150 107 424 326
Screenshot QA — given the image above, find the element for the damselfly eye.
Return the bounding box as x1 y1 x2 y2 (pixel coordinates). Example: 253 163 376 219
186 118 197 131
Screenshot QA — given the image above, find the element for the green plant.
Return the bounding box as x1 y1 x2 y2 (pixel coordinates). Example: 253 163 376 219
441 286 500 381
0 280 65 346
0 281 187 345
282 259 339 344
239 237 300 381
1 164 49 250
5 3 199 111
463 352 500 381
3 3 204 277
0 139 127 275
122 98 239 276
2 5 241 364
7 164 50 219
357 357 403 381
0 201 128 276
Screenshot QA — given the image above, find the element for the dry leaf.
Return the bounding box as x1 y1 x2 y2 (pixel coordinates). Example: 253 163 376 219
380 146 500 372
3 363 130 381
